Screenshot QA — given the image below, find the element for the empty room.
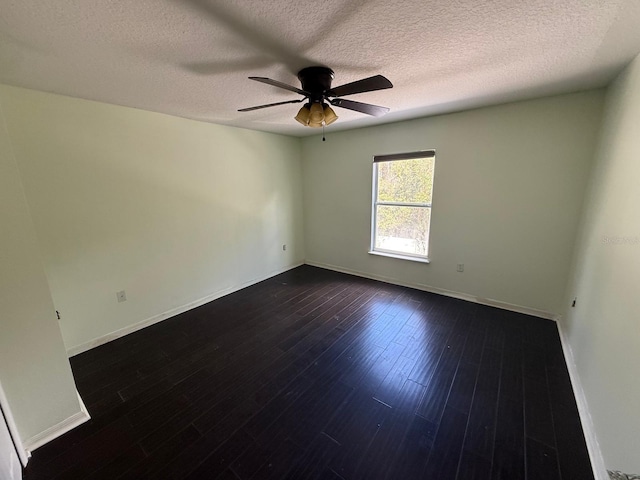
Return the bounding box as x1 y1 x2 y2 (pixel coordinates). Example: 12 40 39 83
1 1 639 479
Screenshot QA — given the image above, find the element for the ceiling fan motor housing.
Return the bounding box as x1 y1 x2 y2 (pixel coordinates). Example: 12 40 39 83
298 66 334 103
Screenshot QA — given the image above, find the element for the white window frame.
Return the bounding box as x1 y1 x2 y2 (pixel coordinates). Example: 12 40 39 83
369 150 435 263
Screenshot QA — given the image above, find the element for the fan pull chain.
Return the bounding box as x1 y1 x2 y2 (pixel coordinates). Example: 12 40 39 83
322 123 326 141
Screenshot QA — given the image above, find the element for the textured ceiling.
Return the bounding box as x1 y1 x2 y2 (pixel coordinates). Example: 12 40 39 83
1 0 640 136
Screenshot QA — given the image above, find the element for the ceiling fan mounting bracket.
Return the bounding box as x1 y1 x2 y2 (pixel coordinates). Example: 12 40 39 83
297 66 334 101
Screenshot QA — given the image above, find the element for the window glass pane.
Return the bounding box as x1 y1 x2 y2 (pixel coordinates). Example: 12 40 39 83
375 205 431 256
376 158 434 204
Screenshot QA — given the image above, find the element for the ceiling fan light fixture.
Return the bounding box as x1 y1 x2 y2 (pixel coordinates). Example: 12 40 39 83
308 102 325 127
323 105 338 125
294 104 311 125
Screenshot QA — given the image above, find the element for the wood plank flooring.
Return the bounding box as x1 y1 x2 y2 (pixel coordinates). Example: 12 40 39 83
23 265 594 479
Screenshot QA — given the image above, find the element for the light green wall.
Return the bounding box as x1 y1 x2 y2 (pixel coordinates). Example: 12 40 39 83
563 53 640 474
302 91 605 316
0 98 81 444
0 85 305 353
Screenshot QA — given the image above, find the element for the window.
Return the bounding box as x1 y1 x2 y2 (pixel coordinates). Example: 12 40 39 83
370 150 435 261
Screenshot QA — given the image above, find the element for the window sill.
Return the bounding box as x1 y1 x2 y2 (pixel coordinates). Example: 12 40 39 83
368 250 430 263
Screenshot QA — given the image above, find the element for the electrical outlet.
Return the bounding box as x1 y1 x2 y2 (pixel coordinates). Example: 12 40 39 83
456 264 464 272
116 290 127 303
282 244 287 251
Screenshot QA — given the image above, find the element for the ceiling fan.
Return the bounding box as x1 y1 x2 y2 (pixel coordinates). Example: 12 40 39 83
238 66 393 128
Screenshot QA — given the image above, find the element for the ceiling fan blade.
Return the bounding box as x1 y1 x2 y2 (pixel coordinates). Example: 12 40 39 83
249 77 309 96
327 75 393 97
238 99 304 112
330 98 390 117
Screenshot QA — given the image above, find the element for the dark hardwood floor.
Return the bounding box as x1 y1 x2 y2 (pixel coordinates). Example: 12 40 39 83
23 265 594 480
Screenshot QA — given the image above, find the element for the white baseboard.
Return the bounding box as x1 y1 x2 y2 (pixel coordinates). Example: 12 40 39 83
66 262 304 357
556 321 609 480
23 391 90 453
305 260 560 321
